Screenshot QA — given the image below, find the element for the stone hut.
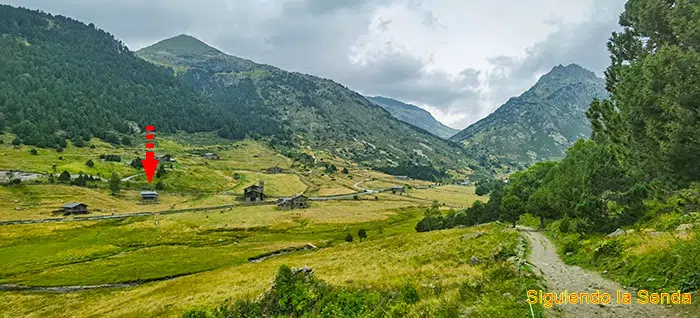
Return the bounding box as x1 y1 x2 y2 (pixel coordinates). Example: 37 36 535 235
244 181 265 202
58 202 89 215
141 191 159 203
276 194 309 209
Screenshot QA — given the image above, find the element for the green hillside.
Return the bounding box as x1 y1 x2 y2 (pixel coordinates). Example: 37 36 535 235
137 35 480 176
450 64 608 165
365 96 459 139
0 6 274 148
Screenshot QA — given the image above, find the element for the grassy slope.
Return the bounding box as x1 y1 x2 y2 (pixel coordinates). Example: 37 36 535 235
1 133 435 220
0 134 539 317
0 219 538 317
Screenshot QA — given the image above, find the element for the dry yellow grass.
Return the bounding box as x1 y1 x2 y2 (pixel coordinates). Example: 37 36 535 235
408 185 488 208
0 224 507 318
164 197 418 228
231 170 307 197
0 185 214 221
317 186 356 196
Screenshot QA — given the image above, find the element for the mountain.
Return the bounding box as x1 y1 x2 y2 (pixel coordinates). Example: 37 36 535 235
365 96 459 139
137 35 479 177
450 64 608 165
0 5 278 148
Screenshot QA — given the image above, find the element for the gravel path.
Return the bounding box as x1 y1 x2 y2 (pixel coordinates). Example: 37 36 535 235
521 228 683 317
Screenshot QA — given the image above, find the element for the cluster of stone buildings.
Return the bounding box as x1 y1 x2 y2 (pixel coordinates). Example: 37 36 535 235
243 180 309 209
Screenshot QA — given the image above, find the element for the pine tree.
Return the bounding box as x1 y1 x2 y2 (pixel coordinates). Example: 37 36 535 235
109 172 121 195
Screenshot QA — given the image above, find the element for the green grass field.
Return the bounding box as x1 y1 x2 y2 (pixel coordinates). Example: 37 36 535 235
407 185 489 208
0 212 539 317
0 135 538 317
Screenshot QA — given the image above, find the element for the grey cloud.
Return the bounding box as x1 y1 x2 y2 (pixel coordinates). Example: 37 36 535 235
4 0 626 129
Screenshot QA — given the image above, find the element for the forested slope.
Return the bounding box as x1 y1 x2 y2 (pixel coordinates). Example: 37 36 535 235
0 5 282 148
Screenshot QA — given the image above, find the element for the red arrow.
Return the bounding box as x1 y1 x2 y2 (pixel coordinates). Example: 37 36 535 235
141 151 159 183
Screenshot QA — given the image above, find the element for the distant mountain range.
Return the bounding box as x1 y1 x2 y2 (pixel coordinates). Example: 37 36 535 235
364 96 459 139
137 35 480 175
450 64 608 165
0 3 608 180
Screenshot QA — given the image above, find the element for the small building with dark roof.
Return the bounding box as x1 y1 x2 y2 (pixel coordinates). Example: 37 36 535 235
141 191 159 203
276 194 309 209
244 181 265 202
59 202 89 215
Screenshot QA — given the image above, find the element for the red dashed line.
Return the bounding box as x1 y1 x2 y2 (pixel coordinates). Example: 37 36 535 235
145 126 155 132
146 134 155 140
146 143 155 149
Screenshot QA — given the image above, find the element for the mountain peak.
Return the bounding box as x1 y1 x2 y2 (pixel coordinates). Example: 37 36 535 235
365 96 459 139
544 63 598 81
138 34 222 55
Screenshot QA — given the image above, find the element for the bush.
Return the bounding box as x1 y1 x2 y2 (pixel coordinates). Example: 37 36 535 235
357 229 367 241
29 148 38 155
181 309 208 318
73 138 85 148
85 159 95 168
593 240 623 260
58 170 71 183
345 234 353 243
11 137 21 145
399 283 420 304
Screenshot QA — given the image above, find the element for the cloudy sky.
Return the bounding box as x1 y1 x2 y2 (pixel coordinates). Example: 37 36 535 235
5 0 626 129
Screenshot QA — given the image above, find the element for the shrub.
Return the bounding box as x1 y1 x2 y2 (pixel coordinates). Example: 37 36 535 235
181 309 208 318
358 229 367 242
29 148 38 155
11 137 21 145
593 240 623 260
58 170 71 183
345 234 353 243
399 283 420 304
85 159 95 168
73 138 85 148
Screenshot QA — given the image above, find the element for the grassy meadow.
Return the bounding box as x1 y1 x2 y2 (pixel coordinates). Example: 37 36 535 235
0 133 540 317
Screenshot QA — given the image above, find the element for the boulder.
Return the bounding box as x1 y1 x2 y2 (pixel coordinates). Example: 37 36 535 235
470 256 481 265
607 228 625 237
676 224 694 232
461 232 484 240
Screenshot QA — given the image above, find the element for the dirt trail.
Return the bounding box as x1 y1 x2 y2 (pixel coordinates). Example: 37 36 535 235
521 228 683 317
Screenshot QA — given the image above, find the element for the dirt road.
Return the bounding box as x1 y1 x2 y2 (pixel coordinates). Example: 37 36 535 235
521 228 683 317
